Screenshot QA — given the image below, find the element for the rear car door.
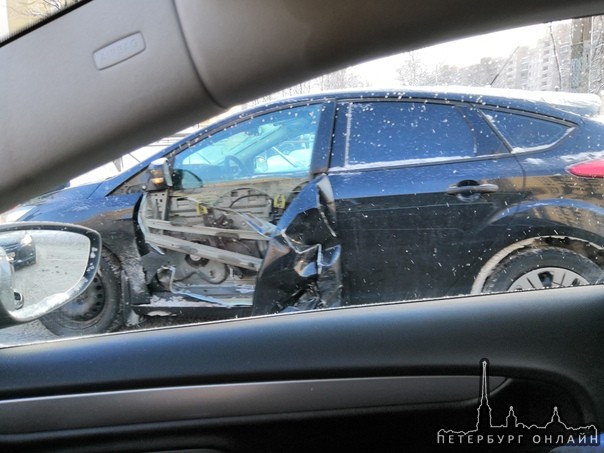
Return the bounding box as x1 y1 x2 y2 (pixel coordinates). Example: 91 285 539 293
329 99 526 305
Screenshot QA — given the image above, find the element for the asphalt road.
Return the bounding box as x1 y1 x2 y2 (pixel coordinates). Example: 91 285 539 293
0 320 56 347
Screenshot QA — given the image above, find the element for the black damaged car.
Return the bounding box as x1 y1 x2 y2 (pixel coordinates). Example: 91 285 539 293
7 88 604 335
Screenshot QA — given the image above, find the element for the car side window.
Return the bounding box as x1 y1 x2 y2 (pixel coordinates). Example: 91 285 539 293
481 109 572 151
343 102 477 166
172 104 323 188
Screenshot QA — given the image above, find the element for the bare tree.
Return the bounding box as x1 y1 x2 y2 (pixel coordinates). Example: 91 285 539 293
548 24 564 90
243 67 368 109
395 51 446 86
280 79 314 97
396 52 425 86
15 0 78 19
588 15 604 93
315 68 367 91
569 16 592 93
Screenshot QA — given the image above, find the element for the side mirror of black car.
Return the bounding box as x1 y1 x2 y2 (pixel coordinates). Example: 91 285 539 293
0 223 101 329
145 157 174 190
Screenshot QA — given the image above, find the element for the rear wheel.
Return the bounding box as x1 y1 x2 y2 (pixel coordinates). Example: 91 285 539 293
40 250 124 336
483 247 603 293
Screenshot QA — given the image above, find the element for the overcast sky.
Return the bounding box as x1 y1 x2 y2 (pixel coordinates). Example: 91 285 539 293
352 23 550 86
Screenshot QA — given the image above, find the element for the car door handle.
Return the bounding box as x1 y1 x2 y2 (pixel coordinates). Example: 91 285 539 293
446 183 499 196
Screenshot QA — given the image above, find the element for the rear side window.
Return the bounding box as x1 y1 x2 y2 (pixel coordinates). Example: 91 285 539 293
482 110 571 151
344 102 476 166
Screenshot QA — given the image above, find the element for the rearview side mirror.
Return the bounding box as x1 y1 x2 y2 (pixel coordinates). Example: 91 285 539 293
145 157 173 190
0 223 101 329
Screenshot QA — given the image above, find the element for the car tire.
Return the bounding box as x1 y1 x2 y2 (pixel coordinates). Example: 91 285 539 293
483 247 604 293
40 249 124 337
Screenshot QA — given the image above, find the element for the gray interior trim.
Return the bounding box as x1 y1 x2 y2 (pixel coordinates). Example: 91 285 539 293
93 32 146 70
175 0 604 108
0 0 220 211
0 376 504 434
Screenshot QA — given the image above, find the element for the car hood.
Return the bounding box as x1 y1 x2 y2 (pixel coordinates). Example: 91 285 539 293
28 182 102 206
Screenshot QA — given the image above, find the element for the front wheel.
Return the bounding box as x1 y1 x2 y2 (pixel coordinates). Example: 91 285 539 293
41 250 124 337
483 247 603 293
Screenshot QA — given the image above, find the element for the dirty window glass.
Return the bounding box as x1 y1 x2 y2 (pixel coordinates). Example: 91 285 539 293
346 102 475 166
3 14 604 347
172 104 322 188
483 110 571 151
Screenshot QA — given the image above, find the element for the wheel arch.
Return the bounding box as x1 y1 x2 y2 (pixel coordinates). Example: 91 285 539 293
471 235 604 294
40 246 126 336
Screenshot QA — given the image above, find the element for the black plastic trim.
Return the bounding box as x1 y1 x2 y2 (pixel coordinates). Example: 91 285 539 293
0 286 603 423
0 376 505 434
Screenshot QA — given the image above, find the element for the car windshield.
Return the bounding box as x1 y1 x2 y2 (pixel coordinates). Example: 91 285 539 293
2 10 604 347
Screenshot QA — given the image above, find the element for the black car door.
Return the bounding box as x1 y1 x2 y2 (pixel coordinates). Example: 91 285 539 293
329 99 526 305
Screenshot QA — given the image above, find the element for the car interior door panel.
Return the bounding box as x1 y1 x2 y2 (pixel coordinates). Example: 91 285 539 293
1 286 604 451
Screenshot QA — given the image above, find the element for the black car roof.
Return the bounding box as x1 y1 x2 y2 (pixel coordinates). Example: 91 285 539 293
257 87 598 119
96 86 597 195
162 87 592 155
